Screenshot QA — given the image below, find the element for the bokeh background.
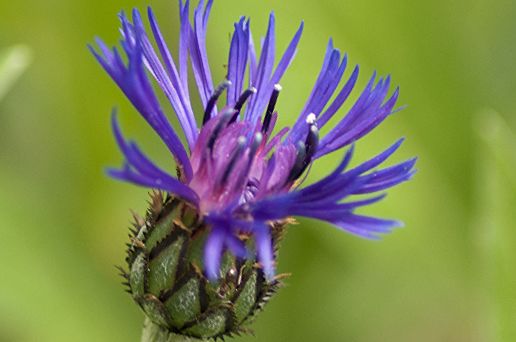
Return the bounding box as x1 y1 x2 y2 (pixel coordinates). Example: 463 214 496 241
1 0 515 341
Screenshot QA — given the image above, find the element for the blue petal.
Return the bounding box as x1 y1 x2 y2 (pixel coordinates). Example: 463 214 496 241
245 12 276 123
204 226 225 281
227 17 250 106
147 7 198 146
251 140 414 240
254 223 275 279
110 113 199 204
189 0 215 109
90 36 193 181
248 21 304 124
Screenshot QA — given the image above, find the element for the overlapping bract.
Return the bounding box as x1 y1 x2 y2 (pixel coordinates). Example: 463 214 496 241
91 0 415 281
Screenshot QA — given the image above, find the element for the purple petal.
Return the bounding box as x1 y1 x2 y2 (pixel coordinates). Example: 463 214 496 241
189 0 215 109
204 226 225 281
147 7 198 144
333 214 403 238
317 65 360 128
110 113 199 204
254 223 275 279
108 165 198 204
225 236 248 259
245 12 276 122
227 18 250 106
251 21 304 124
248 28 258 87
90 34 193 180
250 138 412 241
289 41 347 142
178 0 190 92
131 9 197 148
352 158 417 194
316 75 400 158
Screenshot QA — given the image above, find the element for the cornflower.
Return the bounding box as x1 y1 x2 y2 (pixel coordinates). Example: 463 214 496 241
91 1 416 339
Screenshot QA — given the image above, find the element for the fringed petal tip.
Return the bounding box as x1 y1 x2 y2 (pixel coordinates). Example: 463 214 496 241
335 216 405 240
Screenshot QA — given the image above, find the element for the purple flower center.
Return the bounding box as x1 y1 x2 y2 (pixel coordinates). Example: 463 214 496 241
189 83 318 214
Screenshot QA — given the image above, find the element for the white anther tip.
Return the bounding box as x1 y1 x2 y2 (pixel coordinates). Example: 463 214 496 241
306 113 317 125
237 136 247 145
250 86 258 93
254 132 263 143
274 84 283 91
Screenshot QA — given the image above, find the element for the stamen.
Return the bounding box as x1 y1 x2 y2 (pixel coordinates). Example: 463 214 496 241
261 84 282 134
235 132 263 189
287 114 319 182
305 118 319 156
203 79 232 125
207 109 235 151
306 113 317 125
287 141 307 182
234 87 257 112
220 136 247 185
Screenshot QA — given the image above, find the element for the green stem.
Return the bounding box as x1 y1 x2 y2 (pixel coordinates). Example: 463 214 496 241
141 317 193 342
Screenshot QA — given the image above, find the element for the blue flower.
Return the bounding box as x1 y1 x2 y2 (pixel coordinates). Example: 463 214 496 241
91 0 416 281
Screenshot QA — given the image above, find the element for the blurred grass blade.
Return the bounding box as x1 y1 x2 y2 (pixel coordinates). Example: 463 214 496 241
0 45 32 102
474 109 516 342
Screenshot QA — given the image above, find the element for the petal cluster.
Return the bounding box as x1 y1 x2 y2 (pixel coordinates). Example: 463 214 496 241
91 0 416 280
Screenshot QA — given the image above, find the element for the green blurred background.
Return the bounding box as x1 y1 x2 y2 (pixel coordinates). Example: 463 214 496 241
1 0 515 341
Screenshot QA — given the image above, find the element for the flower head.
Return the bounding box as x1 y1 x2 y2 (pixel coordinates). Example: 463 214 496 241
91 0 415 282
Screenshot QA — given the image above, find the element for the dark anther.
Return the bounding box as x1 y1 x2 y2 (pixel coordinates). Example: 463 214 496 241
230 87 257 124
261 84 282 134
305 113 319 156
287 141 307 183
207 109 235 151
203 80 232 125
287 114 319 182
220 136 247 186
